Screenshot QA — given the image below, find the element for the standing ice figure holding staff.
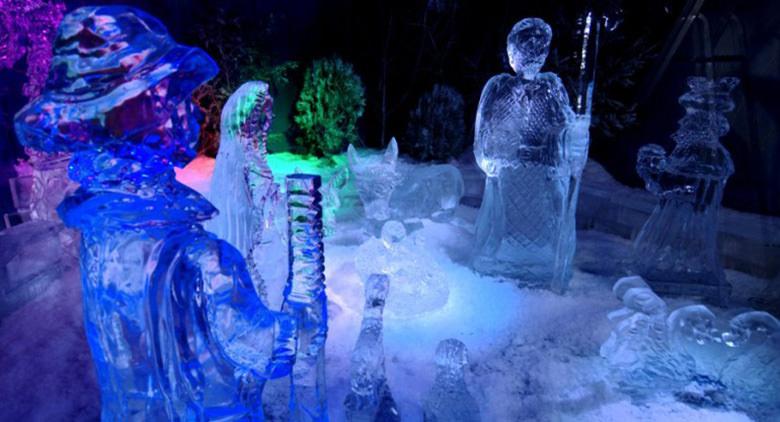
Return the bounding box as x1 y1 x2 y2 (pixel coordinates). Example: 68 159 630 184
472 18 590 291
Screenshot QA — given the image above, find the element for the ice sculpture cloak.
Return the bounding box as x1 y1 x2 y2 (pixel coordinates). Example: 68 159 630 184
472 18 588 289
14 6 295 420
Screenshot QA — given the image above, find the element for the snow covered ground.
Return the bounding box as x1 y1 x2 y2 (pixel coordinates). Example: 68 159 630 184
0 155 774 421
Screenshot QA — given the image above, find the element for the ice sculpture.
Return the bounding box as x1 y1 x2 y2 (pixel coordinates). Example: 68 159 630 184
206 81 287 300
13 6 296 419
348 137 465 222
344 274 400 421
423 339 481 422
602 276 780 416
633 77 739 305
321 167 350 236
355 221 449 318
348 139 400 221
472 18 590 291
283 174 329 421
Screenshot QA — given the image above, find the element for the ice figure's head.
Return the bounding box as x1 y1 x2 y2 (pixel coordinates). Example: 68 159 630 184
221 81 274 153
507 18 552 79
347 138 400 221
435 338 468 375
380 221 406 247
14 6 218 186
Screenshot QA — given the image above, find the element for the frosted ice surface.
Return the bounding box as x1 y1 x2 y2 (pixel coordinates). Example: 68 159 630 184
13 6 295 419
355 221 449 318
423 339 481 422
472 18 587 291
206 81 286 300
344 274 400 421
633 77 739 304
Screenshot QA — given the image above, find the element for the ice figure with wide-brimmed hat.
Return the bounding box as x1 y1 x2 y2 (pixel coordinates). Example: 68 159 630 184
14 6 295 419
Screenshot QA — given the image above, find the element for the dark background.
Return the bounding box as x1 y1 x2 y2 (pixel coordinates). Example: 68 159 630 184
1 0 778 216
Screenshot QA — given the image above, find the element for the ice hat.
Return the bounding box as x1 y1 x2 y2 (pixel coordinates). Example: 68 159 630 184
15 5 218 166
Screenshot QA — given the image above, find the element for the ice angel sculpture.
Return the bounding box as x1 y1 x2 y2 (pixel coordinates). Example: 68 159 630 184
472 18 590 291
14 6 295 419
344 274 400 422
206 81 287 300
633 77 738 305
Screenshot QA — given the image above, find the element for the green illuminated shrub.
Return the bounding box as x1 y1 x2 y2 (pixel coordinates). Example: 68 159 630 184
294 57 365 156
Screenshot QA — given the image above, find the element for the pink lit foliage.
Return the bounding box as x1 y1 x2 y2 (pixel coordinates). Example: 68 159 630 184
0 0 65 99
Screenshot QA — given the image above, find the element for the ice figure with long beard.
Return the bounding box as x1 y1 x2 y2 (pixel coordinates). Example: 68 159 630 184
14 6 295 419
206 81 288 301
472 18 590 291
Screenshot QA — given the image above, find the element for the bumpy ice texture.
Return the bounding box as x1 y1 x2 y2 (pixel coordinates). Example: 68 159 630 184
344 274 401 421
205 81 288 301
348 138 465 222
13 6 296 419
283 174 329 421
355 221 449 318
422 339 481 422
633 77 738 304
472 18 589 291
601 276 780 417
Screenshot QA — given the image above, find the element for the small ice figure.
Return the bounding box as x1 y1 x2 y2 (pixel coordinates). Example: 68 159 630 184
283 174 329 422
348 137 465 221
13 6 295 419
344 274 401 422
206 81 287 300
355 221 449 317
422 339 481 422
633 77 739 305
472 18 589 290
321 166 350 236
348 139 400 221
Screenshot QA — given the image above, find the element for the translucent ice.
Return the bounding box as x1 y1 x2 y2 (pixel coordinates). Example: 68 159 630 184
344 274 400 422
14 6 295 419
472 18 589 291
348 139 400 221
348 137 465 221
354 221 449 318
283 174 329 421
633 77 739 304
422 339 481 422
602 277 780 416
205 81 287 300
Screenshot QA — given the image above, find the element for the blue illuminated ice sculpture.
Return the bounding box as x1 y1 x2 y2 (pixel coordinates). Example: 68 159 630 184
472 18 590 290
633 77 739 304
14 6 295 419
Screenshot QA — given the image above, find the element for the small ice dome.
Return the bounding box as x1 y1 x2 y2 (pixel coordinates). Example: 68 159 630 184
506 17 552 79
381 221 407 245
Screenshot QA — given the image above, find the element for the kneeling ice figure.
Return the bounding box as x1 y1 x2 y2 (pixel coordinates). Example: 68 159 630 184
14 6 295 419
355 221 449 317
423 339 481 422
472 18 589 290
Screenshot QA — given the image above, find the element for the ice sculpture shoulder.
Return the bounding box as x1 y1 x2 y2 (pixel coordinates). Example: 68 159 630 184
472 18 588 289
633 77 738 304
14 6 295 419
